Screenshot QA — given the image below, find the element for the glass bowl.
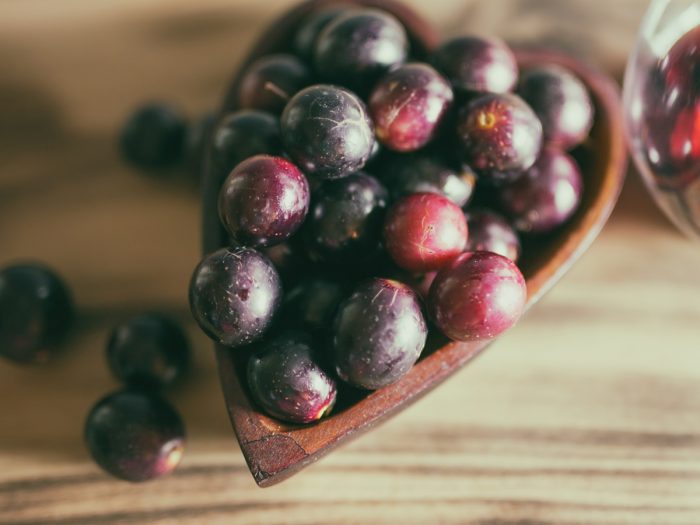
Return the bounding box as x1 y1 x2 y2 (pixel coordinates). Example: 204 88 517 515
623 0 700 238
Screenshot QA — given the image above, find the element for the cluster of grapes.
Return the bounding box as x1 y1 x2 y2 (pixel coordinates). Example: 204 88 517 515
189 5 594 424
0 261 190 481
84 314 190 482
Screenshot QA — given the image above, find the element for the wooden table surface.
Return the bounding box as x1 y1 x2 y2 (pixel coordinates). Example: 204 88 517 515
3 1 700 524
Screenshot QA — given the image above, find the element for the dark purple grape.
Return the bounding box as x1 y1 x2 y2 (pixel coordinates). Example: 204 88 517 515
281 85 375 179
428 251 526 342
333 278 427 390
369 63 453 152
248 331 337 424
84 389 185 482
210 110 281 182
383 193 468 273
517 65 594 149
120 103 186 170
277 279 346 334
238 54 312 115
431 36 518 94
184 112 216 183
303 172 387 264
219 155 310 247
465 209 521 262
189 247 282 348
106 313 190 389
377 152 475 207
499 147 583 233
0 263 74 364
294 5 349 61
314 9 409 94
457 93 543 183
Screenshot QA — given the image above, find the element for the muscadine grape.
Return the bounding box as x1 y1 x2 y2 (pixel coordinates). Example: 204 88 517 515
218 155 309 247
333 278 427 390
369 63 453 152
457 93 543 183
189 247 282 348
383 192 468 273
428 251 526 341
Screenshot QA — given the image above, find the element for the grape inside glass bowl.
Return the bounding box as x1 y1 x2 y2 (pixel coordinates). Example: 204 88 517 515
623 0 700 238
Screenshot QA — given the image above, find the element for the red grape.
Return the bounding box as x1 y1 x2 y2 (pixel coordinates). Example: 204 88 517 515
383 192 468 273
369 63 453 152
518 65 593 149
457 93 543 183
499 147 583 233
428 251 526 341
431 36 518 94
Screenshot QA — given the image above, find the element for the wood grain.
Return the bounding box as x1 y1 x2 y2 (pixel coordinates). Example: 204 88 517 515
2 0 700 523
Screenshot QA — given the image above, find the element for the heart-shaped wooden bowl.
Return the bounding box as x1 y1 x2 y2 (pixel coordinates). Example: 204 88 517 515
200 0 628 487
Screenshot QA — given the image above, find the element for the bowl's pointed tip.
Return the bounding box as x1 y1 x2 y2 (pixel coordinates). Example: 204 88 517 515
241 433 310 487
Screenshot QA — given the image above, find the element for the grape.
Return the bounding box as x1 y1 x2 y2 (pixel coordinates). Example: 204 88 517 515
120 103 186 170
261 240 309 285
518 65 593 149
428 251 526 341
376 152 475 207
457 93 543 183
303 172 387 264
465 209 521 261
281 85 375 179
0 263 74 364
247 331 336 424
277 279 346 334
369 63 453 152
238 54 312 114
499 147 583 233
383 192 468 273
314 9 409 94
431 36 518 94
189 247 282 348
219 155 309 247
333 278 427 390
106 313 190 389
84 389 185 482
210 110 281 183
640 25 700 179
293 5 349 62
